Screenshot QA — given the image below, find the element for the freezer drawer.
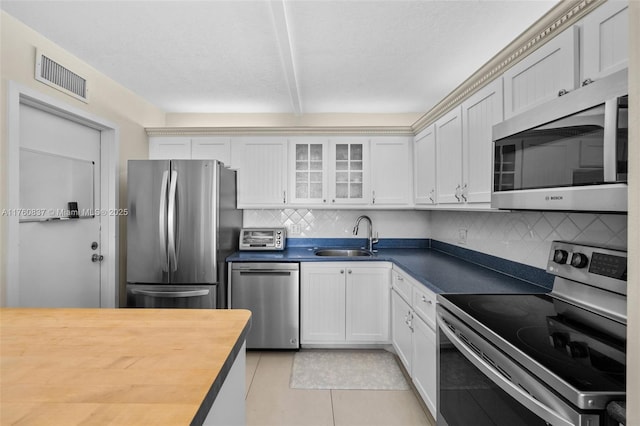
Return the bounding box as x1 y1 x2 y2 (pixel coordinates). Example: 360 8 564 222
231 263 300 349
126 284 216 309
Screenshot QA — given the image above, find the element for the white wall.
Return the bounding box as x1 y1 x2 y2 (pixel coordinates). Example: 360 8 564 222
243 209 430 239
0 12 166 306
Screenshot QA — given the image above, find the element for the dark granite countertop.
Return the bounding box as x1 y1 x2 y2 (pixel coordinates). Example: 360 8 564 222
227 239 553 295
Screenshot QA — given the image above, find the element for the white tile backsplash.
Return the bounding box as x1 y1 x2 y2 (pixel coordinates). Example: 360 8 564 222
429 210 628 269
243 209 431 239
243 209 627 270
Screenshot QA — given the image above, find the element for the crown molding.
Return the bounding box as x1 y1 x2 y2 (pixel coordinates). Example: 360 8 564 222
145 126 415 137
411 0 605 133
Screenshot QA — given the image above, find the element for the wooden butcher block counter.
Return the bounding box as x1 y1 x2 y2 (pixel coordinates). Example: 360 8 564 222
0 308 251 425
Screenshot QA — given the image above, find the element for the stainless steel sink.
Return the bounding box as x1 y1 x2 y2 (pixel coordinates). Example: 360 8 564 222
314 248 373 257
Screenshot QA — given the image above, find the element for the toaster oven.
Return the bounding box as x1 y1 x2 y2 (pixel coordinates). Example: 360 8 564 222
239 228 286 251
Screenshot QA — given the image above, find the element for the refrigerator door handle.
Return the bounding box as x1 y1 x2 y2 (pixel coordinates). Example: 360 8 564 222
130 289 210 298
167 169 179 272
159 170 169 272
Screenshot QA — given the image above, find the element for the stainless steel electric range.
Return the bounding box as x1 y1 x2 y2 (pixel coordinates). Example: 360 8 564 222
437 241 626 426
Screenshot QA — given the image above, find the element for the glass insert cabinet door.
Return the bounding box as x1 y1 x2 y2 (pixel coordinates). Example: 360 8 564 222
292 141 327 203
333 142 366 203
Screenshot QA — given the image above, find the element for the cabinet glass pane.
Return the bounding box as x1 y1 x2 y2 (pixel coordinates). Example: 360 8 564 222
350 144 363 161
350 183 363 198
351 161 362 171
310 172 323 183
336 161 348 171
296 184 309 198
310 144 323 160
352 171 362 183
336 144 349 161
296 160 308 171
310 160 323 170
296 145 308 160
336 172 348 183
296 172 308 183
336 183 348 198
310 183 323 198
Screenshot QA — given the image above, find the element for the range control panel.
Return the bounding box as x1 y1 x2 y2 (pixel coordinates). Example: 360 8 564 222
548 241 627 294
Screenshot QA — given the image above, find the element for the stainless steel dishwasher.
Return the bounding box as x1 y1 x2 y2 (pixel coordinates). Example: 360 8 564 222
230 262 300 349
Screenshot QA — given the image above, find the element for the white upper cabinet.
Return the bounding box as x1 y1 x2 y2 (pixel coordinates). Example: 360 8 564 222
149 136 232 166
503 26 579 119
235 137 288 208
149 137 191 159
414 125 437 206
581 0 629 84
370 137 412 206
288 137 371 206
190 137 232 166
289 138 329 205
435 106 463 205
328 138 370 205
461 77 504 204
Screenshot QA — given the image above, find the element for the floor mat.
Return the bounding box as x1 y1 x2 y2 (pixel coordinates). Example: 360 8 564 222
290 349 410 390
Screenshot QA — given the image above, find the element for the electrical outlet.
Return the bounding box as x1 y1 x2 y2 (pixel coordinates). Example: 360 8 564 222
290 224 301 236
458 228 468 245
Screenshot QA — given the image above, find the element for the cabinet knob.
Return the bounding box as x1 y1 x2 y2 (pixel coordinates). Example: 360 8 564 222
348 270 352 274
340 270 345 274
558 89 569 97
582 78 594 87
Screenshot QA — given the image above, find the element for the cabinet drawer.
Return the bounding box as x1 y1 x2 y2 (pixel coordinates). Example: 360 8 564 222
391 271 412 303
413 286 436 330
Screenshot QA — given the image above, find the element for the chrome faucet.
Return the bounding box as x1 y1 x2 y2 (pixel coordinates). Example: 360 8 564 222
353 215 378 252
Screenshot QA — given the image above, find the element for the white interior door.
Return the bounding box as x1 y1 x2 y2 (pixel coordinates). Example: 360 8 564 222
18 103 102 307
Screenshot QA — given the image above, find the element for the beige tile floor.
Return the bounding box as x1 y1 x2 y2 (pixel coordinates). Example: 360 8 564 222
245 351 436 426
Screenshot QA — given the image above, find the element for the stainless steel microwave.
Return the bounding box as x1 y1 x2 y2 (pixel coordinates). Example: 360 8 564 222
239 228 286 251
492 69 628 212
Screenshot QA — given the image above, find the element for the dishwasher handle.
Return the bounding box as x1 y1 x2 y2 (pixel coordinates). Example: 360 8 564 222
237 270 295 276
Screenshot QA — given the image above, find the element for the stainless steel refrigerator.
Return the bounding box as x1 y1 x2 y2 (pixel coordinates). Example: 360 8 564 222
126 160 242 309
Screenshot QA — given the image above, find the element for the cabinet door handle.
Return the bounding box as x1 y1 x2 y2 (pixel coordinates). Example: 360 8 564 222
283 191 287 204
461 184 468 202
372 190 376 204
429 189 435 204
558 89 569 97
454 184 461 202
582 78 594 87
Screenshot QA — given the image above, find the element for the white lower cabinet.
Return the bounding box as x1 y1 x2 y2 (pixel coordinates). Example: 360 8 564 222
412 314 437 418
391 288 413 370
391 268 438 420
301 262 390 345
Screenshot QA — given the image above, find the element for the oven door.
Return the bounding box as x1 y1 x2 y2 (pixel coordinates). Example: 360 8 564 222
437 308 601 426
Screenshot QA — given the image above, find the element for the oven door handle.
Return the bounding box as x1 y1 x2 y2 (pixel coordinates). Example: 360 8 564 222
439 320 574 426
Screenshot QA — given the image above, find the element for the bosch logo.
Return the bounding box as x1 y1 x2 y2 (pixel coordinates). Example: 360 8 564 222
545 196 563 201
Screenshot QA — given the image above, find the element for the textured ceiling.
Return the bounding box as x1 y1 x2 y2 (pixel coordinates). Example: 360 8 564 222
1 0 558 114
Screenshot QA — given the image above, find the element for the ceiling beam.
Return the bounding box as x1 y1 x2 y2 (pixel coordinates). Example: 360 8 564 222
269 0 302 115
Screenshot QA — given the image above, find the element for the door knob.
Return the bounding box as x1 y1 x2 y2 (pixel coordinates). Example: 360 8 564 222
91 254 104 263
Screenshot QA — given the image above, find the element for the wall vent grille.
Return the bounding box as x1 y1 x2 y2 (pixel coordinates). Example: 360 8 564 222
35 50 88 102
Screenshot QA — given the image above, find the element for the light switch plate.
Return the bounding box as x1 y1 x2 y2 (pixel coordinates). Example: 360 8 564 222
290 224 301 236
458 228 468 244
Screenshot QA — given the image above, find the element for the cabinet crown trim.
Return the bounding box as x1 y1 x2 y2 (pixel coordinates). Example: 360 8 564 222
411 0 604 133
145 126 414 137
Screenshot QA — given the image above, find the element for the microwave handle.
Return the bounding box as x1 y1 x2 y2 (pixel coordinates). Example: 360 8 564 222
603 98 619 182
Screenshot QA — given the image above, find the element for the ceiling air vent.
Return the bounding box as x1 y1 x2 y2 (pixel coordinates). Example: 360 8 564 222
35 50 88 103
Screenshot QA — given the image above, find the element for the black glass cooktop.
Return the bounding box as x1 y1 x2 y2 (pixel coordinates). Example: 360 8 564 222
441 293 626 393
